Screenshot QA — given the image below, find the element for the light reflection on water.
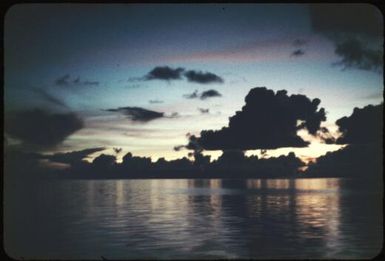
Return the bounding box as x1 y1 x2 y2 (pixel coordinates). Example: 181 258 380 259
4 178 383 259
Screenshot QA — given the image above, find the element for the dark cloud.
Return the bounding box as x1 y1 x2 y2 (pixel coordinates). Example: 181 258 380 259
184 70 224 84
45 147 105 165
113 147 122 154
200 89 222 100
149 99 164 104
5 109 83 148
336 103 383 145
183 89 222 100
309 4 383 72
33 88 68 108
187 87 327 150
55 74 100 86
291 49 305 57
333 39 382 71
318 127 336 144
137 66 225 84
145 66 185 81
105 106 164 122
198 108 210 114
309 4 382 40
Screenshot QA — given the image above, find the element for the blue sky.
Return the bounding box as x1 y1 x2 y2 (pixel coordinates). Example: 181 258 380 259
4 4 383 162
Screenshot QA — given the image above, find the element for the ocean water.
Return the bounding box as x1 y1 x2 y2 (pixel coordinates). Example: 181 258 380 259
4 178 383 259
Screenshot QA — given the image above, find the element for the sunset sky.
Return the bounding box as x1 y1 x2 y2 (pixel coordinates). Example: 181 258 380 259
4 4 383 163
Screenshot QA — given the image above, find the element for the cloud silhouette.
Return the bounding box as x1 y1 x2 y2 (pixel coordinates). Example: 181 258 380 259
145 66 185 81
45 147 106 165
291 49 305 57
309 4 382 40
113 147 123 154
336 103 383 145
200 89 222 100
333 39 382 71
5 109 83 148
184 70 224 84
187 87 327 150
105 106 164 122
309 4 383 71
141 66 225 84
183 89 222 100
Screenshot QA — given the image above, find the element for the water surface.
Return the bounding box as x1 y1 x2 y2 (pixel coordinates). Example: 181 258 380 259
4 178 383 259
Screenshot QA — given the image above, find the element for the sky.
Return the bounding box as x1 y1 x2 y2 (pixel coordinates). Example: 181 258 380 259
4 3 383 163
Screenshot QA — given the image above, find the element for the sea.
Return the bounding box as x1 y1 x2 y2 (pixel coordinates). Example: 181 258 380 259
4 177 383 259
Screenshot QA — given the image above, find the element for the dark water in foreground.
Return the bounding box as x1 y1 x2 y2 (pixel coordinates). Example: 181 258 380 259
4 178 383 259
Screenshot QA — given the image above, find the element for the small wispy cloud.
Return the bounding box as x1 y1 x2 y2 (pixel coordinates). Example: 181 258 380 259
54 74 100 87
183 89 222 100
198 108 210 114
144 66 185 81
104 106 164 122
291 49 305 57
200 89 222 100
184 70 224 84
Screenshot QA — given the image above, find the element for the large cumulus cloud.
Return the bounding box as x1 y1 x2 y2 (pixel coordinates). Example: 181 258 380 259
336 103 383 145
5 109 83 148
306 103 383 179
187 87 327 150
